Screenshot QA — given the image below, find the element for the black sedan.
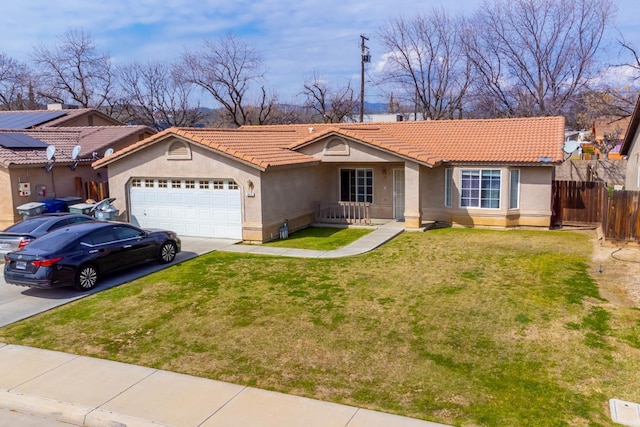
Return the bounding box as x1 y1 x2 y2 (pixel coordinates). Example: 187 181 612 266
4 221 181 291
0 213 95 256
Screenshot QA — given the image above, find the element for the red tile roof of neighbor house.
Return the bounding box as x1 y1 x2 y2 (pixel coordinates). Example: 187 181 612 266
93 116 566 170
0 126 153 167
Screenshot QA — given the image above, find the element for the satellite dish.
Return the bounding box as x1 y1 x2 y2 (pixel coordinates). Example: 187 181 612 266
563 140 580 154
71 145 81 160
104 148 114 157
44 161 54 173
46 145 56 161
70 160 79 171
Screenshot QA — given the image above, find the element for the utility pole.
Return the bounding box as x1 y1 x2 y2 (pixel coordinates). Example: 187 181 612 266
360 35 370 123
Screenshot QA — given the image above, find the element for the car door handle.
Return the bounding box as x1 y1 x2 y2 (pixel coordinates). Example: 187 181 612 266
124 245 132 248
89 249 99 254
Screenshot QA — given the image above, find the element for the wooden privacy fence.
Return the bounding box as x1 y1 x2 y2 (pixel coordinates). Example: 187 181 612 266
552 180 640 242
603 191 640 241
551 180 606 226
315 201 371 225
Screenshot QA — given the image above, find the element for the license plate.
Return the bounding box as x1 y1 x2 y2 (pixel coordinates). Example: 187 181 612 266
0 242 9 249
15 261 27 270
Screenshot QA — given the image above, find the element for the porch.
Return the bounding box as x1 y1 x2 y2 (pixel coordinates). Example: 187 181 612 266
315 201 373 225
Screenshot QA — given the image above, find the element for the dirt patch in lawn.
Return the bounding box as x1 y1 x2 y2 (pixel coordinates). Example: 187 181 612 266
588 228 640 308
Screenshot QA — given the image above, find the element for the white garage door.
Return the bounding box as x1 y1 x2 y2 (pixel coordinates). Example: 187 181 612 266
129 178 242 239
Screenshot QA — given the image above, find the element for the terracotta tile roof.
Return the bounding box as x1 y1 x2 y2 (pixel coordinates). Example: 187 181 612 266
93 127 320 170
0 126 152 168
94 116 565 170
285 116 566 164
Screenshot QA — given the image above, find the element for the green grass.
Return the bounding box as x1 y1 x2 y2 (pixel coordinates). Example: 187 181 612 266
1 228 639 426
261 226 373 250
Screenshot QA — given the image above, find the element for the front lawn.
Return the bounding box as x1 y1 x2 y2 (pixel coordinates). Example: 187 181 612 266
1 228 639 426
262 226 373 250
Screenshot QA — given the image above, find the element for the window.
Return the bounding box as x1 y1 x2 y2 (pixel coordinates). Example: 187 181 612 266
509 169 520 209
158 179 168 188
340 169 373 203
144 179 154 188
184 180 195 189
460 169 501 209
82 228 116 246
213 180 224 190
171 180 181 189
113 225 144 240
131 179 142 188
228 181 239 190
199 180 210 190
444 168 453 207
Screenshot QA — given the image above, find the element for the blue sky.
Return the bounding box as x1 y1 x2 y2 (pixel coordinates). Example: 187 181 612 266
1 0 639 106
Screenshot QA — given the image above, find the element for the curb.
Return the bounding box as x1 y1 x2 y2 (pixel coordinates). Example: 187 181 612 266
0 389 169 427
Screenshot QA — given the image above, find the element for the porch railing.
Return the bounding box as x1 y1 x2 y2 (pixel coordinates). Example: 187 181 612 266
315 201 371 225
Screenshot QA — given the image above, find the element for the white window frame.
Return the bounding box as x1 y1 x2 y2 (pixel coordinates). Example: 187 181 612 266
459 169 501 209
340 168 373 203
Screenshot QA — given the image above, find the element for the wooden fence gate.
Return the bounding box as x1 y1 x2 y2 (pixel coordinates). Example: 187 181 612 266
603 190 640 241
551 180 607 227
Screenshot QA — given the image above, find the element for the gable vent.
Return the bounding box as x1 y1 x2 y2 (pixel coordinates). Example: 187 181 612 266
324 138 349 156
167 140 191 159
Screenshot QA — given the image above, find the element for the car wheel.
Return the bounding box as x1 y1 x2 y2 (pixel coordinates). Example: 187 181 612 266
159 241 177 263
75 264 99 291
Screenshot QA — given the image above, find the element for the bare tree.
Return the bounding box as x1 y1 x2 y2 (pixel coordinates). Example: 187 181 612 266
0 54 38 110
118 61 204 130
32 29 113 108
181 34 276 127
301 74 359 123
465 0 615 118
378 9 471 120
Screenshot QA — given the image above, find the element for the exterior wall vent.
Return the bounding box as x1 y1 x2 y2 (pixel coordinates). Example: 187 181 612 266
167 140 191 160
324 138 349 156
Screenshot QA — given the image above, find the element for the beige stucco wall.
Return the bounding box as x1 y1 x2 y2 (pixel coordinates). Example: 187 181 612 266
103 137 263 241
1 164 104 229
425 165 554 228
0 168 12 229
56 113 118 127
298 137 412 220
625 129 640 190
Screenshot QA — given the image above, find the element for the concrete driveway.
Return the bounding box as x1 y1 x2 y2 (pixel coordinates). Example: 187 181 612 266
0 237 238 328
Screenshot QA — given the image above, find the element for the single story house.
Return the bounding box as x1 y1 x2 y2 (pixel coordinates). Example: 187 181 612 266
0 126 155 228
621 96 640 190
93 117 565 242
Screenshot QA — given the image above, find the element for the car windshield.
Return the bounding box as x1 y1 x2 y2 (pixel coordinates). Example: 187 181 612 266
4 217 49 233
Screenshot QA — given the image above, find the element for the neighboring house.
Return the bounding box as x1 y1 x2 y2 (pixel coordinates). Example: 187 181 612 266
94 117 564 242
0 107 121 129
621 96 640 190
0 126 155 228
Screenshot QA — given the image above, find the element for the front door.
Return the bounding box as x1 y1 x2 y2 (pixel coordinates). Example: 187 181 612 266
393 168 405 219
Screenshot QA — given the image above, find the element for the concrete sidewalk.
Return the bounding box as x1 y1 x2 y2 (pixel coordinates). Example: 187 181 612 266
1 222 446 427
223 221 406 258
0 344 448 427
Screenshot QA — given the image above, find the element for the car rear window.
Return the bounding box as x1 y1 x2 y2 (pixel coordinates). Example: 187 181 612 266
25 228 80 251
4 217 49 233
